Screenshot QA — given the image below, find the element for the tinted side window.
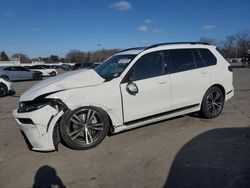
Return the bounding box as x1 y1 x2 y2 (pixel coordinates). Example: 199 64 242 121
6 67 16 71
199 49 217 66
193 49 206 68
20 67 29 71
3 67 11 71
13 67 25 71
131 51 165 81
169 49 195 73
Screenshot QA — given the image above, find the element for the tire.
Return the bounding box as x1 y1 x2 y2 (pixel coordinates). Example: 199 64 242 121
200 86 225 119
0 83 8 98
50 71 56 77
60 106 109 150
33 72 42 80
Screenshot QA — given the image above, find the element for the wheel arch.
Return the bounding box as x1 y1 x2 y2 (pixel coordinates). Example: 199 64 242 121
53 105 116 145
208 84 226 98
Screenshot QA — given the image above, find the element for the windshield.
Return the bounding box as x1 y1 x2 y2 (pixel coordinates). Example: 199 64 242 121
95 54 136 80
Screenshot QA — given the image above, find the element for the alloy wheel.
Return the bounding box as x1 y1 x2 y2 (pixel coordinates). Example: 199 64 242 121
206 90 223 116
66 108 105 146
0 83 8 97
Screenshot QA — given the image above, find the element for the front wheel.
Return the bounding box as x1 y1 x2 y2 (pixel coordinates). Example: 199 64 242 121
200 86 225 119
0 83 8 97
60 106 109 150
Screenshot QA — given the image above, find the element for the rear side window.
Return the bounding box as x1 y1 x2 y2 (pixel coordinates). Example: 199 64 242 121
169 49 195 73
199 49 217 66
3 67 11 71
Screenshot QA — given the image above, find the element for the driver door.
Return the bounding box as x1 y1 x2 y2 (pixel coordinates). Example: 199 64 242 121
120 51 172 123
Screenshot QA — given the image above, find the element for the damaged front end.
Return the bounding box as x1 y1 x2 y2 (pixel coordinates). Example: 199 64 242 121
13 96 68 151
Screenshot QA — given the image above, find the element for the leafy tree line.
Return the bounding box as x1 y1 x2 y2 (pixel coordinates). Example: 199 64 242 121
64 49 120 64
0 52 31 63
0 49 120 64
200 29 250 58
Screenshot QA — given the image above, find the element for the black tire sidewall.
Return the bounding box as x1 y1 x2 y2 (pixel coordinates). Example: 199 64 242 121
51 72 56 76
0 83 8 97
201 86 225 119
60 106 109 150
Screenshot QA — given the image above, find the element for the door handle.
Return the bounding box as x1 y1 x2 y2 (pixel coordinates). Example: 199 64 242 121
201 71 208 75
158 80 167 84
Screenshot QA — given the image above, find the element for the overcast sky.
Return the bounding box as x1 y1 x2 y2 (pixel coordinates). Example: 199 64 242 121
0 0 249 57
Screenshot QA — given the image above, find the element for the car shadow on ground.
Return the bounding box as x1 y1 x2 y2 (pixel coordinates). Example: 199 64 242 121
32 165 66 188
164 127 250 188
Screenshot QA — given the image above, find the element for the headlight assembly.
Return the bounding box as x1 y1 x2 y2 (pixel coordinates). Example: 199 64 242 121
18 98 67 113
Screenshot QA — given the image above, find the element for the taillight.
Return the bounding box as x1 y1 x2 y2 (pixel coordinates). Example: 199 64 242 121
228 66 233 72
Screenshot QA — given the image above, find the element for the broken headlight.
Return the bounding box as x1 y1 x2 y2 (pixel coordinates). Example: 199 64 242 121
18 98 67 113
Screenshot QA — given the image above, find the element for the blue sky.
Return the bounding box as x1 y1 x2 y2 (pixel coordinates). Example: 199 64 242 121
0 0 249 58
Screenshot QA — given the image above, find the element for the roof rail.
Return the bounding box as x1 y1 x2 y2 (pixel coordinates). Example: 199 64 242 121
119 47 145 53
144 42 210 50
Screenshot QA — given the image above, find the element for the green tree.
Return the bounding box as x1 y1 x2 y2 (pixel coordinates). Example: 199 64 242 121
49 55 59 63
236 29 250 58
0 51 9 61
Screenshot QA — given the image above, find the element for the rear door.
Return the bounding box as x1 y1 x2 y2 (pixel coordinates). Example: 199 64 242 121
120 51 172 123
168 49 210 109
8 67 23 80
15 67 32 80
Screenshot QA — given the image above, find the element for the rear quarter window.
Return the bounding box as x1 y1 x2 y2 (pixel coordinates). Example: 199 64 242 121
199 49 217 66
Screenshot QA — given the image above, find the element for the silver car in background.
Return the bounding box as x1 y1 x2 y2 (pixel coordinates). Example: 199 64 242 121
0 66 34 81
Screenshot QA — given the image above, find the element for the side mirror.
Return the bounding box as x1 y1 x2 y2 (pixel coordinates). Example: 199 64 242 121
126 82 138 95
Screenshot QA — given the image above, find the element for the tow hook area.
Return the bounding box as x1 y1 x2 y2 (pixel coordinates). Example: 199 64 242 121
53 124 60 151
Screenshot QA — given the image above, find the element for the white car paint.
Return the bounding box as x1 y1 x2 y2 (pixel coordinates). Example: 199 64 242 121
13 43 234 151
30 67 57 77
120 74 172 122
20 69 104 101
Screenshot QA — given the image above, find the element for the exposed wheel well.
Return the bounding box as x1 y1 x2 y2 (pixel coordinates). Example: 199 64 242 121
210 84 226 98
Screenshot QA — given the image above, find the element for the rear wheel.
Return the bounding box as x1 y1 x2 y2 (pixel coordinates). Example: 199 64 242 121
33 72 42 80
200 86 224 119
50 71 56 76
0 83 8 97
60 106 109 150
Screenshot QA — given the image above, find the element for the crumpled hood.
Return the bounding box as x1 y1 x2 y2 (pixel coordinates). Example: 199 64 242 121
20 69 105 101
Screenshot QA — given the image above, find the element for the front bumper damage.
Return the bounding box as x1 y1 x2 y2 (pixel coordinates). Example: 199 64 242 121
13 105 64 151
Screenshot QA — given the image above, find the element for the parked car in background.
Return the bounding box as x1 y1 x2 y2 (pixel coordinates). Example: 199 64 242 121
32 71 43 80
73 63 100 70
61 64 73 71
0 78 13 97
0 66 35 81
13 42 234 151
241 51 250 65
29 65 58 77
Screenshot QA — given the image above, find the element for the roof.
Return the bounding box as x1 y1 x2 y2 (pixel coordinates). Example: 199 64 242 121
117 42 213 55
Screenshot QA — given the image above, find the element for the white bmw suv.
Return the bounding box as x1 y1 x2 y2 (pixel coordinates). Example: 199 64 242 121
13 42 234 151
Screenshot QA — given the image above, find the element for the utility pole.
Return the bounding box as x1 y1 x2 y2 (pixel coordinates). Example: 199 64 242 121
97 43 101 63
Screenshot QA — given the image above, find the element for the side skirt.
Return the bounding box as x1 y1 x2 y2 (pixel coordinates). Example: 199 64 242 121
113 104 200 133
